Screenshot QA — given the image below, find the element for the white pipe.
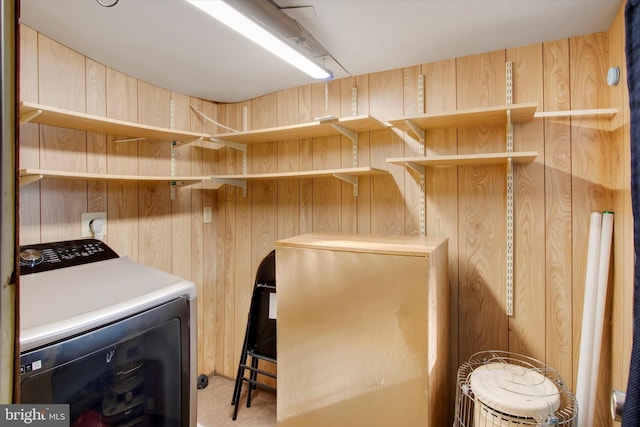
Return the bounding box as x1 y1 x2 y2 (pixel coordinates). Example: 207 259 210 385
576 211 603 427
586 212 614 424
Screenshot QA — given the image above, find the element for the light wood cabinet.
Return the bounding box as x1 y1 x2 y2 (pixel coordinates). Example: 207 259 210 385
275 233 449 427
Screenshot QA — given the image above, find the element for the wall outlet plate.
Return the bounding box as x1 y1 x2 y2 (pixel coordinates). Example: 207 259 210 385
203 207 212 224
81 212 107 238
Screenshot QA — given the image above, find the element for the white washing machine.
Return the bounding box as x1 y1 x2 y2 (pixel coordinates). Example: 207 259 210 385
19 239 197 427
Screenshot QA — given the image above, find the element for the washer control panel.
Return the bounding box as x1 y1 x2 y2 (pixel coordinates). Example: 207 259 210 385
19 239 119 275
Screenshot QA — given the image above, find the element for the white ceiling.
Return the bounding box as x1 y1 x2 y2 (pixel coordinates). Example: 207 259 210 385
19 0 623 103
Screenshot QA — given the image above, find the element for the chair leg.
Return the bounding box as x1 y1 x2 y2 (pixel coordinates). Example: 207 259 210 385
232 378 243 421
231 357 246 406
231 327 250 406
251 357 259 389
247 357 258 408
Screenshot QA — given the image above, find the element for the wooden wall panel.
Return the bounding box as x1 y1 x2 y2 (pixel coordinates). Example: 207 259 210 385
171 92 194 281
570 32 614 427
189 97 206 375
85 59 107 229
423 58 458 421
369 69 405 235
18 25 40 245
137 82 172 270
276 87 301 240
38 35 86 243
543 39 574 393
401 66 422 236
507 44 546 362
457 51 509 363
18 7 633 423
106 68 138 260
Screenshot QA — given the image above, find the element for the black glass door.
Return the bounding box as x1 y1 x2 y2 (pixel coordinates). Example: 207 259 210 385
20 297 191 427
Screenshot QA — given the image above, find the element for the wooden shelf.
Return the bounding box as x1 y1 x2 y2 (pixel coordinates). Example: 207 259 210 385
211 167 388 197
19 168 212 187
211 167 388 182
20 101 210 143
386 151 538 169
533 108 618 118
387 102 538 133
210 115 389 145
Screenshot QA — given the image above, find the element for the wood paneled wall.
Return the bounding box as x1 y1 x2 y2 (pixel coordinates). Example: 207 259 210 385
18 1 632 423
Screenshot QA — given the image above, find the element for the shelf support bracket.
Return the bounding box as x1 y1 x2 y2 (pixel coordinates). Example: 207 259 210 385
505 61 514 317
332 123 360 196
213 177 247 197
20 108 42 125
417 73 426 237
19 173 43 187
113 137 147 143
404 119 425 144
211 137 248 176
333 173 359 196
405 161 426 177
173 136 203 147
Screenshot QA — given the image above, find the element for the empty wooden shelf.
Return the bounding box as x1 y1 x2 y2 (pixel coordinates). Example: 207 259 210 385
19 168 212 187
20 101 210 143
210 114 389 144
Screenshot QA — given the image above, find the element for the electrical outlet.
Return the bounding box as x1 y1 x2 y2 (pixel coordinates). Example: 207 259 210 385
203 207 212 224
81 212 107 238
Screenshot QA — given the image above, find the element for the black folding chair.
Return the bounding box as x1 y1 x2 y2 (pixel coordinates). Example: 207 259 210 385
231 250 276 420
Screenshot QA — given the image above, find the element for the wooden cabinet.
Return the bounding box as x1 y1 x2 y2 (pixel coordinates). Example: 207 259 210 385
275 233 449 427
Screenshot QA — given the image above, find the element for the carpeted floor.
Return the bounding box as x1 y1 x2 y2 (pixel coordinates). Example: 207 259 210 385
197 374 276 427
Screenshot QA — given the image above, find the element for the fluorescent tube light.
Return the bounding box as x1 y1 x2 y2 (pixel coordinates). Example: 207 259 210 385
188 0 332 80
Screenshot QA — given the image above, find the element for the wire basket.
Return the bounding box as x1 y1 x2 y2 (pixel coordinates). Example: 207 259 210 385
454 351 577 426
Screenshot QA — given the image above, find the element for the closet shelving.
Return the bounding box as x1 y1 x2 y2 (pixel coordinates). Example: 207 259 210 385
19 101 211 188
384 102 540 170
209 114 391 196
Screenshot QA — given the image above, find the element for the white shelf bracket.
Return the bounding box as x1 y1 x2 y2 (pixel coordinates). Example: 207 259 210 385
19 173 43 187
211 137 248 176
406 161 426 177
173 136 203 147
331 124 359 196
405 119 426 144
331 124 358 143
20 108 42 125
505 61 514 316
213 177 247 197
333 173 359 196
112 137 147 143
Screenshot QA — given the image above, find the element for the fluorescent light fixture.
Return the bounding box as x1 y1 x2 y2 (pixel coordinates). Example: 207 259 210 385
188 0 332 80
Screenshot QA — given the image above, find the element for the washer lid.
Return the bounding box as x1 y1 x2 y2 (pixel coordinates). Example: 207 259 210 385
470 362 561 421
